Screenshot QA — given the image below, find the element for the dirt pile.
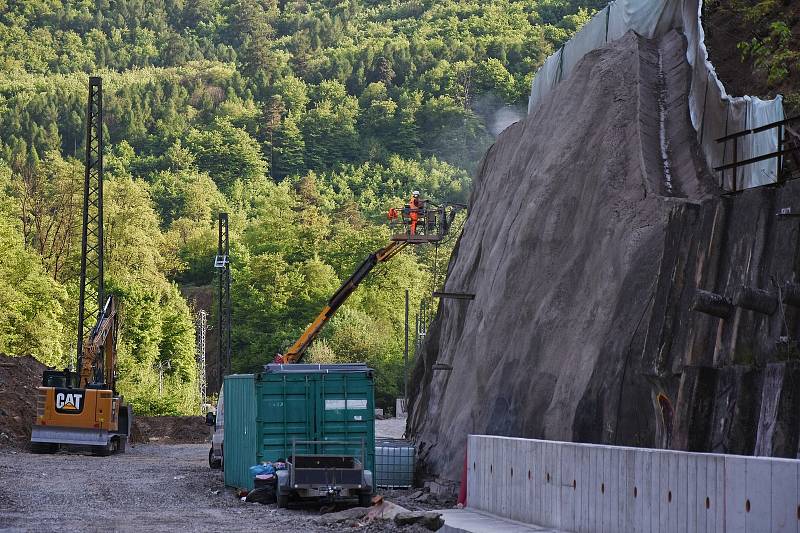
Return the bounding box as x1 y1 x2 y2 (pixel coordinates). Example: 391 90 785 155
0 354 47 447
409 29 800 480
131 416 210 444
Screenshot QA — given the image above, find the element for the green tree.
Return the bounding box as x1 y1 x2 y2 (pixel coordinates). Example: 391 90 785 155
0 165 69 366
186 120 268 191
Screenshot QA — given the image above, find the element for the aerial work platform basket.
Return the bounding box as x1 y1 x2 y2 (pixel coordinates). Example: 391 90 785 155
388 202 465 243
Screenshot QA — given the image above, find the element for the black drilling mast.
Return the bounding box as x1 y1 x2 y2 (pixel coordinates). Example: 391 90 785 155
215 212 231 385
77 76 104 371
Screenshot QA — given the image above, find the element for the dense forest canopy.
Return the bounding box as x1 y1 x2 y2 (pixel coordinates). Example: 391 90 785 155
0 0 606 413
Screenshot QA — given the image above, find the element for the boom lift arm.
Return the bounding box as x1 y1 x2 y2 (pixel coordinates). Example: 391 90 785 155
275 240 408 364
275 201 465 365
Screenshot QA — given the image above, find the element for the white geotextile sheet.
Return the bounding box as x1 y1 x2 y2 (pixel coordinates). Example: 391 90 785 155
528 0 784 190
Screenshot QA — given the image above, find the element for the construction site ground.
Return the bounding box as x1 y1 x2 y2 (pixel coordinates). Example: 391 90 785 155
0 441 443 532
0 354 443 531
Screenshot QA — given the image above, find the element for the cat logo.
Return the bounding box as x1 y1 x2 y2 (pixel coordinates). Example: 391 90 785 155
55 390 85 414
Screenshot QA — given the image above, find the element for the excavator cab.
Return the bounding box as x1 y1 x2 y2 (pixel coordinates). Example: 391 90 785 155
41 370 80 388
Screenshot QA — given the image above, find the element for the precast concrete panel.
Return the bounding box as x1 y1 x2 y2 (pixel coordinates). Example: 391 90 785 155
695 454 707 533
623 448 636 532
578 445 591 533
552 441 563 527
633 449 647 532
769 459 798 532
619 449 636 531
588 444 599 532
561 443 577 531
656 451 668 533
488 439 496 515
725 455 747 533
477 435 486 513
686 454 699 533
715 453 726 533
540 440 550 526
469 436 478 511
613 447 624 533
601 446 612 533
523 439 533 525
515 439 524 523
644 450 657 533
745 457 772 531
531 439 542 525
668 451 679 533
510 439 521 522
501 438 512 519
542 441 552 526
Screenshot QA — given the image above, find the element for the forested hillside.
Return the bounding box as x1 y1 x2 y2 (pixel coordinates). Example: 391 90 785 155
704 0 799 114
0 0 602 413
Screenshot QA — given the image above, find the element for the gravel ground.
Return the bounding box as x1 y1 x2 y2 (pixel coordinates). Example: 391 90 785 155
375 417 407 440
0 444 428 532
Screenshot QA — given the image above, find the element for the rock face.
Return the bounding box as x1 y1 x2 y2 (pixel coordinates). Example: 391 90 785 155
408 30 800 481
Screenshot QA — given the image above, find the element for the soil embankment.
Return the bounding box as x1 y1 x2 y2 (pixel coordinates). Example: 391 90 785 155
0 354 47 446
132 415 210 444
410 29 800 480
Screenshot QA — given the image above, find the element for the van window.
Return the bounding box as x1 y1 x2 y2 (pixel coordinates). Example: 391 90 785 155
217 390 224 429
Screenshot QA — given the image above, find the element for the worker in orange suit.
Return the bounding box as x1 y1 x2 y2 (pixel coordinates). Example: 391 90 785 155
409 190 422 235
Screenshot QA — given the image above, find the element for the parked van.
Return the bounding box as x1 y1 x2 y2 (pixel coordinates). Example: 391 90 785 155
206 385 224 469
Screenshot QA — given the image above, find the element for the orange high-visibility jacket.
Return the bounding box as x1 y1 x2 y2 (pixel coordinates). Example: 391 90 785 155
409 196 421 218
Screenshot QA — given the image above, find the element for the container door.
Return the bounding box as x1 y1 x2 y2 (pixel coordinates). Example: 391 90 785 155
257 374 315 462
315 372 374 470
222 375 257 490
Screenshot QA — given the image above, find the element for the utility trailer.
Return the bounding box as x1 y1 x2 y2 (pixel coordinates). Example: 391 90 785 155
277 438 372 507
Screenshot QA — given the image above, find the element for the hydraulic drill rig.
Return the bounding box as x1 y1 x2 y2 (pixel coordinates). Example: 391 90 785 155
30 77 132 455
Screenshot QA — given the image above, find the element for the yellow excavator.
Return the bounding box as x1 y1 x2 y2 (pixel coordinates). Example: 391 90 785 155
274 201 464 364
32 296 131 455
30 76 132 455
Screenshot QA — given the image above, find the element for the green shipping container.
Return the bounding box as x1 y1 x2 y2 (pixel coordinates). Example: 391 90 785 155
224 364 376 490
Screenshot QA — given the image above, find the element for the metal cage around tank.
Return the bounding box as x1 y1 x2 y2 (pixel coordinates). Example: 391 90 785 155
374 438 415 489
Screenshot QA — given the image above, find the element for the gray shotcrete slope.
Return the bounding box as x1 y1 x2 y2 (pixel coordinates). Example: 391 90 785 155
409 30 800 481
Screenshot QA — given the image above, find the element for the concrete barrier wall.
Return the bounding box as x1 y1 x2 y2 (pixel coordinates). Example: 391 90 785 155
467 435 800 532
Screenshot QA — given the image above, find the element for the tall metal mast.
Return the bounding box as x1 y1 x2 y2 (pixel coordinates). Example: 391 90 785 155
77 76 104 369
196 309 208 404
215 213 231 385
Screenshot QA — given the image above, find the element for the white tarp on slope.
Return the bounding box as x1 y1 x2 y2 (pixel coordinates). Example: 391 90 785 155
528 0 784 190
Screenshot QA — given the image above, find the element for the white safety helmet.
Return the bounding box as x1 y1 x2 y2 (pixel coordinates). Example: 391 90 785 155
412 190 420 197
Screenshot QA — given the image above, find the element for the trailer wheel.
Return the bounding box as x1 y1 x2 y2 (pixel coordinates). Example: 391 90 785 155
208 448 221 469
276 493 289 508
358 492 373 507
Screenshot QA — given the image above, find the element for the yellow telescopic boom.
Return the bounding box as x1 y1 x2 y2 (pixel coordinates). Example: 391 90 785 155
275 240 407 364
